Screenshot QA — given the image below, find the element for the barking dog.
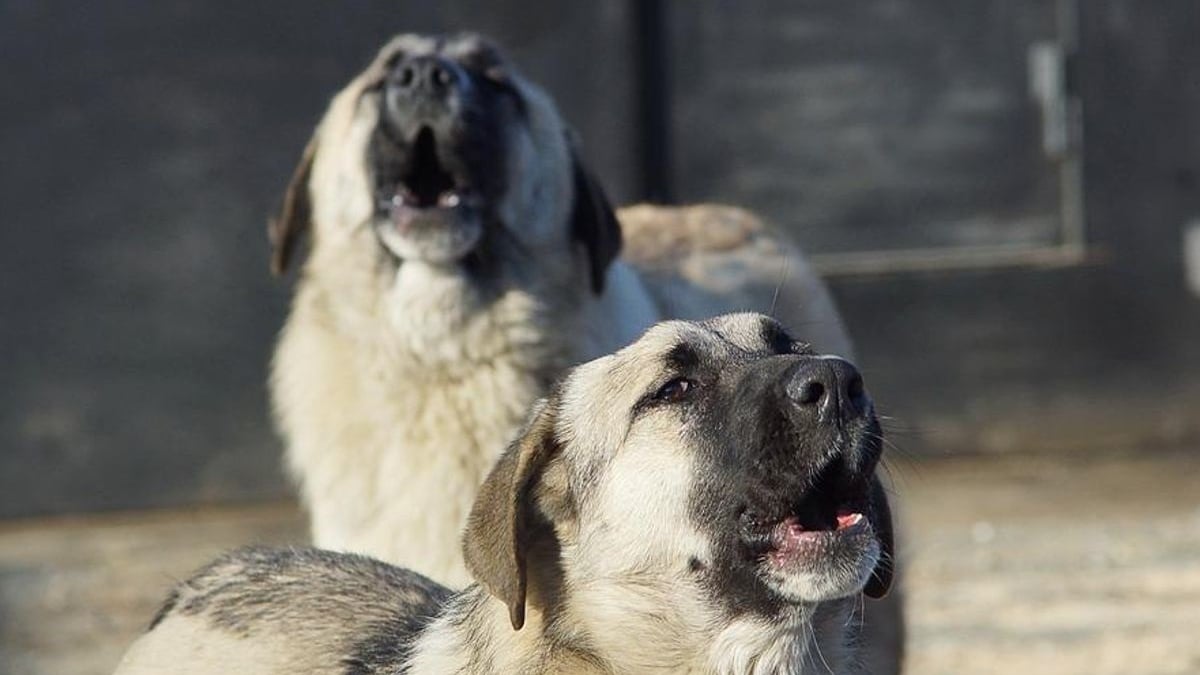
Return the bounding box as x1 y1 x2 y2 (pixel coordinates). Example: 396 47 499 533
119 314 894 675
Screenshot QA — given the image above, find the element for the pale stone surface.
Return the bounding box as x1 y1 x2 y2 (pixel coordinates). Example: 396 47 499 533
896 450 1200 675
1 451 1198 674
0 504 304 675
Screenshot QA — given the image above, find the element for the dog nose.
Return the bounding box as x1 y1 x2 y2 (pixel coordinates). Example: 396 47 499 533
388 55 462 101
785 357 868 423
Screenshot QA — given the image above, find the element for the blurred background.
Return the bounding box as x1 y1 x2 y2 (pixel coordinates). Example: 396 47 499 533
2 1 1198 674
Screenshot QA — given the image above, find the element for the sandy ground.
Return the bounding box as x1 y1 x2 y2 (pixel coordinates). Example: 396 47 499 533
0 450 1198 675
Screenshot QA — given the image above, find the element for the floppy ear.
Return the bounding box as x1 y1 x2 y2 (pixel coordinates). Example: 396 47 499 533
863 474 895 599
268 135 318 276
462 398 559 630
568 150 622 295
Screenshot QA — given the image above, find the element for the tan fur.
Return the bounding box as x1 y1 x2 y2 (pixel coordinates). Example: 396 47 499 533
270 33 900 671
620 202 762 264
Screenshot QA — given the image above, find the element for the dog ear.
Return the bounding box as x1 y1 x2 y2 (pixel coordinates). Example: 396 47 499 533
268 135 318 276
568 148 622 295
462 398 559 630
863 474 895 599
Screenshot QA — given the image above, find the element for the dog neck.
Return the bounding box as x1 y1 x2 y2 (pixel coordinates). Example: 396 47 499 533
382 259 578 375
406 584 858 674
565 587 858 674
404 586 606 674
704 602 859 675
300 249 656 376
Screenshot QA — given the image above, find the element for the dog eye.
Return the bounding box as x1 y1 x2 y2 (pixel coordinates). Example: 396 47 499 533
483 65 510 84
653 377 696 403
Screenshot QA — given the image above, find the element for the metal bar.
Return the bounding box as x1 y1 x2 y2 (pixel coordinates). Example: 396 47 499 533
811 242 1098 278
631 0 674 203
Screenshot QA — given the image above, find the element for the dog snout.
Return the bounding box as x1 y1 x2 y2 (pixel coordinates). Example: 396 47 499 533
387 55 464 108
785 357 868 424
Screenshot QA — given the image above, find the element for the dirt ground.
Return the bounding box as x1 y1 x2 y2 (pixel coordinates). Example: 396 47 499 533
1 450 1198 675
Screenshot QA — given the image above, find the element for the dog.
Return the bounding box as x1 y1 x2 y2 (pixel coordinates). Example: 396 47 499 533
117 314 894 675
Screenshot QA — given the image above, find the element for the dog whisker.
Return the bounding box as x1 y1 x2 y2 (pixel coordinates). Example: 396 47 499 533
769 256 790 318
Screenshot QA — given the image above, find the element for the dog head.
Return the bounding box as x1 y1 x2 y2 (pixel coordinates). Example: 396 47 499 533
269 33 619 294
463 313 893 639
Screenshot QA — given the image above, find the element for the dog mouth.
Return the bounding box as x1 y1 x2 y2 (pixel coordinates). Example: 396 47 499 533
739 457 874 567
373 125 485 263
382 126 479 216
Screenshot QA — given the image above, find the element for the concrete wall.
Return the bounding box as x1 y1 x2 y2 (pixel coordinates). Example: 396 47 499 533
2 0 1197 516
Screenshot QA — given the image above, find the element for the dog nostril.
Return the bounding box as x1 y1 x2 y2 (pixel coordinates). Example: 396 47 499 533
796 380 825 406
846 373 864 403
432 65 453 88
398 64 417 88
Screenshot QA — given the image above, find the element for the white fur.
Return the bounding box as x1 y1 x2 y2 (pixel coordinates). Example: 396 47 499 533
116 615 342 675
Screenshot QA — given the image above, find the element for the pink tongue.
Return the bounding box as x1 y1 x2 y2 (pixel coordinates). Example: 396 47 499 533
836 512 864 530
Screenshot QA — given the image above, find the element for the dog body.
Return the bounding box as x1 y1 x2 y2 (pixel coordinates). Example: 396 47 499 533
120 314 892 675
276 209 844 580
271 34 852 584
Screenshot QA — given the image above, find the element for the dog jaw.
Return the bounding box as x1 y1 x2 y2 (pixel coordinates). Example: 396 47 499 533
760 521 883 603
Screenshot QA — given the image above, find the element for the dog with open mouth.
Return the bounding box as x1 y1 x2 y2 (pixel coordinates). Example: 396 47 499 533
117 314 893 675
267 32 902 670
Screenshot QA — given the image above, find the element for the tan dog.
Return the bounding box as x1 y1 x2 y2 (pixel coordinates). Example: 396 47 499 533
269 33 901 669
119 314 894 675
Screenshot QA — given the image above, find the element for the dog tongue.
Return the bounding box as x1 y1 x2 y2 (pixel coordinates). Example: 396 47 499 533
836 512 864 530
